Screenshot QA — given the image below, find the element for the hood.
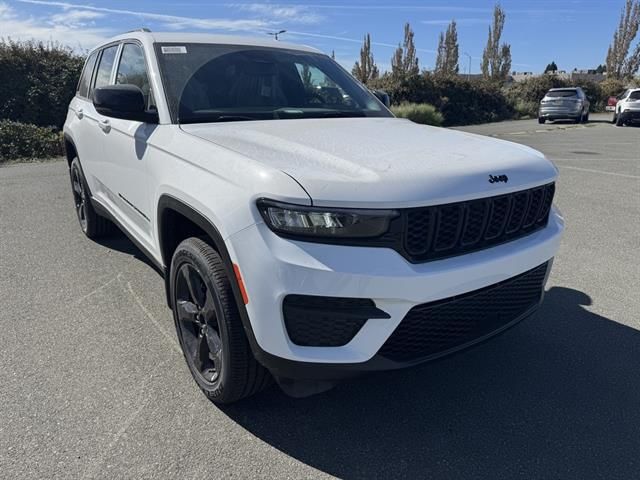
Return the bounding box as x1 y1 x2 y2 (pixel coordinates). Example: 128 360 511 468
181 117 557 208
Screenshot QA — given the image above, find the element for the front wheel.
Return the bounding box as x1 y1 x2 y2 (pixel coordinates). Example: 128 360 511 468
538 117 546 124
616 114 625 127
170 237 271 404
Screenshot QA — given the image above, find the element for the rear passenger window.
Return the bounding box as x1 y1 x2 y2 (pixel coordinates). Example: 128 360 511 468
77 51 98 98
94 45 118 90
116 43 152 107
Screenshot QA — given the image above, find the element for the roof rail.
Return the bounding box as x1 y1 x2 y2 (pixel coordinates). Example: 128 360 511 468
126 28 151 33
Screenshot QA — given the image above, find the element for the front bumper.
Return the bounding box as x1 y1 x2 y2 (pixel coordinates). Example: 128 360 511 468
227 207 564 378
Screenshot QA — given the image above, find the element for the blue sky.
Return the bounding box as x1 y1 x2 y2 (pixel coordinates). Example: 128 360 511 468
0 0 629 73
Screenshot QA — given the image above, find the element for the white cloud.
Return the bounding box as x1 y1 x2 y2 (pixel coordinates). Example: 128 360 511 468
229 3 324 25
50 10 104 28
421 18 488 26
0 2 109 50
18 0 271 32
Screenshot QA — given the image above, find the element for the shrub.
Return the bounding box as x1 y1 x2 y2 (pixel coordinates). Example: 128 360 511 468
371 73 513 126
0 120 63 162
391 102 443 126
0 39 84 129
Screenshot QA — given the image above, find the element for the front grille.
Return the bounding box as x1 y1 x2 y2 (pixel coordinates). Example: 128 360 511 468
283 295 390 347
378 262 548 362
402 183 555 262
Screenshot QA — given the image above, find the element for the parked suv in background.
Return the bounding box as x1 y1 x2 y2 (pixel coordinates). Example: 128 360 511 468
538 87 590 124
612 88 640 126
63 30 564 403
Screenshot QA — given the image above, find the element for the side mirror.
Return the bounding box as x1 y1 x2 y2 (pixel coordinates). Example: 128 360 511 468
372 89 391 108
93 85 158 123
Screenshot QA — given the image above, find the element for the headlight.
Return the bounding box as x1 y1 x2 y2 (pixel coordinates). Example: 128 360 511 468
257 199 398 238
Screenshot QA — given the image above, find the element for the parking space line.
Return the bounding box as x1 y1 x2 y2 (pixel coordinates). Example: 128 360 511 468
557 164 639 179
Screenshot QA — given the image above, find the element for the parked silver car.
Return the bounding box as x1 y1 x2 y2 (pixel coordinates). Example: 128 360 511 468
538 87 590 124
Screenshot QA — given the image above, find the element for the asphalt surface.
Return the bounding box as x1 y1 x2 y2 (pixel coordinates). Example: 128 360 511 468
1 113 639 479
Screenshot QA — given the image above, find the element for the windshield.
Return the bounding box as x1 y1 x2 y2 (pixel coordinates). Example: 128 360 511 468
546 90 578 98
154 43 391 124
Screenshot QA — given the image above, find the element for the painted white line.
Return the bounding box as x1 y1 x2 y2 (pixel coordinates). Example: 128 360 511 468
557 164 640 179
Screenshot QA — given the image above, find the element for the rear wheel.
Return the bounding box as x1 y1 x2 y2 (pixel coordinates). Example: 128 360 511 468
170 237 271 404
69 158 112 238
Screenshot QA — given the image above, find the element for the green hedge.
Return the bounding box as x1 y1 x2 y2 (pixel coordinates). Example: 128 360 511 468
0 120 63 162
0 39 84 129
370 74 514 126
391 102 443 126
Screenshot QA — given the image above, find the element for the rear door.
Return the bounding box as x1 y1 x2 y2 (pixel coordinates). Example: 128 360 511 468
82 43 120 198
67 50 99 186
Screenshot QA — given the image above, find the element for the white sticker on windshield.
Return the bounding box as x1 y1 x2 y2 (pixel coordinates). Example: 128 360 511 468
161 46 187 54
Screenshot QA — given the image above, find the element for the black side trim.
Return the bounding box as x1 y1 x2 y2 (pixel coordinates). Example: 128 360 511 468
118 193 150 222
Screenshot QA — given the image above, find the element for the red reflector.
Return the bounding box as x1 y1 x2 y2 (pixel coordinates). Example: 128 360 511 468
233 263 249 305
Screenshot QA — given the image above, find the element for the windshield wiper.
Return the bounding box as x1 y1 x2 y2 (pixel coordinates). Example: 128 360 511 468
180 115 258 124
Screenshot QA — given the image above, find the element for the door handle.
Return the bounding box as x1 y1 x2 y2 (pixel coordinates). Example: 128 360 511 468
75 108 83 119
98 119 111 133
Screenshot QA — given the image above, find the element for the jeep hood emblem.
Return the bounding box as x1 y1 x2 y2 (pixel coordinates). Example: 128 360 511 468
489 174 509 183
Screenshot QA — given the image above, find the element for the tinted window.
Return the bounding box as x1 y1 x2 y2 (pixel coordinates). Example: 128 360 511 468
116 43 151 98
94 45 118 89
546 90 578 98
629 91 640 100
77 51 98 98
154 43 390 124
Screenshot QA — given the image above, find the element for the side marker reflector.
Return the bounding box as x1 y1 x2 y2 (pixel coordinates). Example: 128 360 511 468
233 263 249 305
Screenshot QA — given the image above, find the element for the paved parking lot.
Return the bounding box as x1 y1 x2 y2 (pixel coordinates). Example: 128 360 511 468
1 113 638 479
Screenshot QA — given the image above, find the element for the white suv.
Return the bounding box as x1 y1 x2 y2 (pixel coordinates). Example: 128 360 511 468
613 88 640 126
64 31 564 403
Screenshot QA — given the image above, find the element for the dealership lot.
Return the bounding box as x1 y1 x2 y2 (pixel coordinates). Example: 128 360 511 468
1 113 638 479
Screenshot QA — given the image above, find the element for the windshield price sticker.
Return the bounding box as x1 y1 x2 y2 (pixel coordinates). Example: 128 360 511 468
162 46 187 54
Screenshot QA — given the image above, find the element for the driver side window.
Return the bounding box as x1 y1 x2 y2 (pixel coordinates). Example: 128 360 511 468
116 43 154 109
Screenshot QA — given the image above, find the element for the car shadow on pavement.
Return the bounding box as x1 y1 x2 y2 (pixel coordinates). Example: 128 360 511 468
95 227 161 274
222 286 640 479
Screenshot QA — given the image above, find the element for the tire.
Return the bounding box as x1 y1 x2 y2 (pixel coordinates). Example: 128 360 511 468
69 158 112 239
538 117 546 124
170 237 272 404
584 112 589 123
612 112 618 124
575 113 582 124
616 114 625 127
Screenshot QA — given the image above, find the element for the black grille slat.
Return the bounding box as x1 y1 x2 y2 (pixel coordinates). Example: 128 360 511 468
402 183 555 262
378 262 548 362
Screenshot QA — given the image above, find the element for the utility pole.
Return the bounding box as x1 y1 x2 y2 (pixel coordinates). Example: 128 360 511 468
268 30 287 41
463 52 472 80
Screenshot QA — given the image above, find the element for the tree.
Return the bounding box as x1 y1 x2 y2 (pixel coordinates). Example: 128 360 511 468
301 64 313 88
595 64 607 74
481 3 512 81
331 50 335 60
605 0 640 79
352 33 379 84
435 20 459 76
391 22 420 80
544 61 558 73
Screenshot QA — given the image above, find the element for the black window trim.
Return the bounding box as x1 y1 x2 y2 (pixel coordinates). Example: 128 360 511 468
76 50 99 100
90 41 122 94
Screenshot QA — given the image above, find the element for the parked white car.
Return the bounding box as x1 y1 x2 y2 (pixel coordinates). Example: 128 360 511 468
63 30 564 403
613 88 640 126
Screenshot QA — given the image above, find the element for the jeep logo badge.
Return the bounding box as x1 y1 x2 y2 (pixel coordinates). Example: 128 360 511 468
488 174 509 183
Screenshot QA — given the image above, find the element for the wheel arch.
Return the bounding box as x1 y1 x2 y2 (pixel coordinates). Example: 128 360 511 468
63 133 78 168
157 194 264 362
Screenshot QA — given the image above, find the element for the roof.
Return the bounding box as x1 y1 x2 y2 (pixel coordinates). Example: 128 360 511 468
96 30 321 54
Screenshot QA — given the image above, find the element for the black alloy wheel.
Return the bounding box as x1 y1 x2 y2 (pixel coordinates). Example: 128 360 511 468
70 162 88 232
174 263 223 384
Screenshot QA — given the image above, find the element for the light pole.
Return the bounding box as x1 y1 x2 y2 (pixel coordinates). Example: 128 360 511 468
268 30 287 41
463 52 472 80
